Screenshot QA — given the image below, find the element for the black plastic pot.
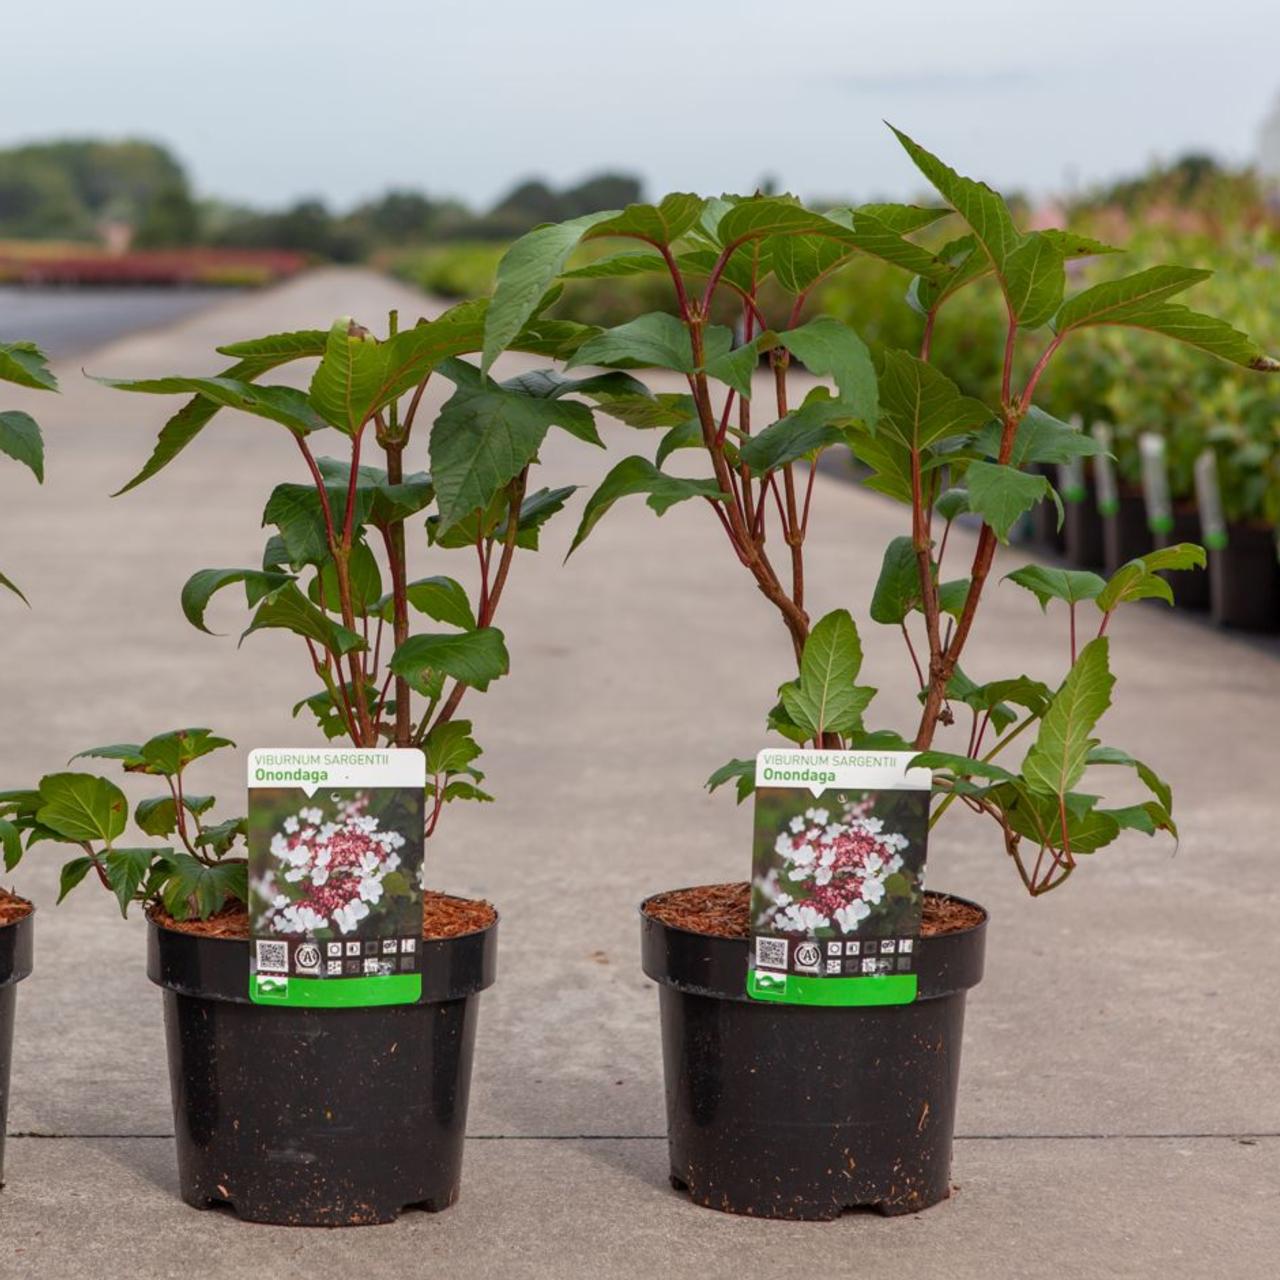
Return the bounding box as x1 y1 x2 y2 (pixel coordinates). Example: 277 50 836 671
1210 522 1280 632
1103 490 1153 576
641 890 987 1220
1157 506 1209 612
1063 485 1105 568
0 903 34 1190
147 903 497 1226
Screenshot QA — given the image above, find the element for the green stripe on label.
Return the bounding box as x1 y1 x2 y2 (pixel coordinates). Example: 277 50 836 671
250 973 422 1007
746 971 918 1006
1149 516 1174 535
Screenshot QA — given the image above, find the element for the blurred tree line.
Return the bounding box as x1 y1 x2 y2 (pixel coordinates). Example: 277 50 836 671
0 137 642 258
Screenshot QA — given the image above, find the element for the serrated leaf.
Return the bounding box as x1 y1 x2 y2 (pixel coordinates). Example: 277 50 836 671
908 751 1017 784
869 536 922 625
776 317 877 421
377 575 476 630
1004 232 1066 328
966 461 1060 543
159 852 246 921
94 374 327 436
737 391 852 474
580 194 705 247
974 406 1103 466
139 728 235 777
1006 564 1106 611
568 456 726 555
1085 746 1173 813
779 609 876 739
1096 543 1206 613
0 340 57 391
877 349 993 452
389 627 509 692
58 856 96 903
104 847 159 917
423 719 483 776
1022 638 1115 800
0 817 22 872
706 758 756 805
568 312 729 375
241 582 366 656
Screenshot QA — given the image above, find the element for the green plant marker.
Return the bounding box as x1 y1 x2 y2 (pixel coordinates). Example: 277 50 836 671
746 749 931 1008
1139 433 1174 535
1194 449 1229 550
248 748 426 1008
1092 424 1119 516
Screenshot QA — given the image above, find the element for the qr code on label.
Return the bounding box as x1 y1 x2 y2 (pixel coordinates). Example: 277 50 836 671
754 936 789 970
255 940 289 973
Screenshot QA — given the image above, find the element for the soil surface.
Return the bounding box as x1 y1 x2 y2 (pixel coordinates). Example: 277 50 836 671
152 890 496 941
643 882 984 939
0 888 34 928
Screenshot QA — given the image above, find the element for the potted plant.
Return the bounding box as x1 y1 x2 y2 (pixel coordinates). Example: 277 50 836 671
0 335 56 1187
479 127 1278 1219
1 299 614 1223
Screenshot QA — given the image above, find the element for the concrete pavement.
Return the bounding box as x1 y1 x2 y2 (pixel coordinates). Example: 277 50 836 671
1 268 1277 1276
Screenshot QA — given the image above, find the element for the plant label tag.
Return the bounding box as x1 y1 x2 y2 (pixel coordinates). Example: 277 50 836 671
1194 449 1228 550
1058 457 1086 504
746 749 931 1007
247 748 426 1007
1139 432 1173 535
1091 423 1119 516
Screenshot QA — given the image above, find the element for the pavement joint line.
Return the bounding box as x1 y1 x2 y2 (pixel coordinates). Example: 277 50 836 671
8 1131 1280 1142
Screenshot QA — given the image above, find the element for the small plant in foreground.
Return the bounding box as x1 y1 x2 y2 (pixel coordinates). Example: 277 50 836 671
480 124 1279 895
2 298 619 918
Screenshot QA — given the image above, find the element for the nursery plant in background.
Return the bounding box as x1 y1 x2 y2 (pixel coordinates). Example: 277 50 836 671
479 124 1279 1219
0 335 54 1190
0 297 613 1224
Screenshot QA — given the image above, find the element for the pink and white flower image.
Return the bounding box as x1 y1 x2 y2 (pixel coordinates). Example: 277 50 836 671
255 793 409 936
754 794 919 937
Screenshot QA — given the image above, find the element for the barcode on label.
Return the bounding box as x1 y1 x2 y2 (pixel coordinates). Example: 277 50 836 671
256 940 289 973
755 936 789 970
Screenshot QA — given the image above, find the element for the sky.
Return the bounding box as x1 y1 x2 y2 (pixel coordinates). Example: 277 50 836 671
5 0 1278 212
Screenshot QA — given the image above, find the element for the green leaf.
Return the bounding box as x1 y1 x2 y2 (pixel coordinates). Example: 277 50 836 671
654 418 705 469
822 206 951 279
307 318 387 434
423 719 483 776
139 728 235 777
241 582 366 656
966 461 1060 543
585 389 693 429
908 751 1017 784
974 407 1103 466
993 784 1122 853
869 536 922 625
704 338 767 400
314 455 435 530
1022 638 1115 800
181 568 295 634
505 485 577 549
568 456 726 555
0 340 57 391
779 609 876 739
377 575 477 630
715 197 834 247
1086 745 1174 813
877 349 993 452
69 742 145 768
36 772 128 843
389 627 509 692
568 312 727 374
194 817 247 858
1096 544 1206 613
0 817 22 872
776 317 878 421
889 126 1022 282
580 193 705 247
737 391 853 474
0 411 44 483
1055 266 1211 331
134 794 214 838
498 366 650 405
430 378 597 531
94 374 327 436
482 211 618 372
937 578 971 619
104 847 158 917
1006 564 1105 611
58 856 95 903
111 331 328 496
1004 231 1066 329
560 249 667 280
311 540 384 617
706 758 756 805
0 569 28 605
159 852 245 921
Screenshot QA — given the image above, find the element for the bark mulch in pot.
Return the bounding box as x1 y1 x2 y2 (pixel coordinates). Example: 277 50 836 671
0 892 33 930
153 890 496 940
643 881 983 939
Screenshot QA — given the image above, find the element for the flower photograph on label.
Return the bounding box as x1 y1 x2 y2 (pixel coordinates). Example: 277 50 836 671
751 788 928 941
248 788 424 943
